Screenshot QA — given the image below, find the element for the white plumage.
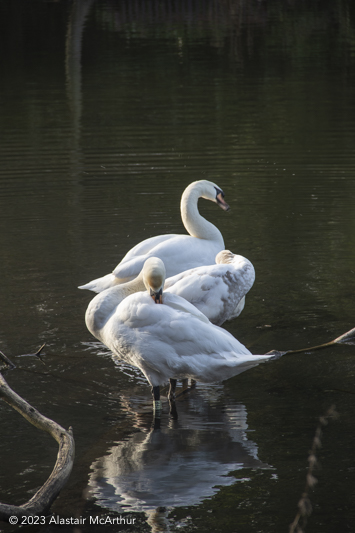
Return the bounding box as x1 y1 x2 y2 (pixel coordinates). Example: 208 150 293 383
85 258 272 401
81 250 254 327
79 180 229 292
165 250 255 326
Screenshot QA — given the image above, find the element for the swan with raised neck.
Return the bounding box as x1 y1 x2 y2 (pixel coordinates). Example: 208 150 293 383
79 180 230 292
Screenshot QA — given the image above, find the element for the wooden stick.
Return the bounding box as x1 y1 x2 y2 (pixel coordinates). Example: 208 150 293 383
0 373 75 521
15 343 46 364
267 326 355 357
0 351 16 369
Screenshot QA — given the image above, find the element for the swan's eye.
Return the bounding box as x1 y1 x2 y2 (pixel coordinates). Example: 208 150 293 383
215 187 224 202
214 187 230 211
214 187 225 199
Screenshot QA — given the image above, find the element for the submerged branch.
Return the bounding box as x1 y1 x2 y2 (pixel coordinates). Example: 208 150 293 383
289 405 338 533
0 373 75 522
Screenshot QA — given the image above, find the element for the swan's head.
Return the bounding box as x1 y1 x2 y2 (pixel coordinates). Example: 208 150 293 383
142 257 166 304
215 250 235 265
188 180 230 211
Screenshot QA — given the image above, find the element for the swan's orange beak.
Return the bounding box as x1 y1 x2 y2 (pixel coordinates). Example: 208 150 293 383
216 192 230 211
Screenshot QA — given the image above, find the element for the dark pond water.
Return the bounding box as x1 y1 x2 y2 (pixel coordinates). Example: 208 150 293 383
1 1 355 532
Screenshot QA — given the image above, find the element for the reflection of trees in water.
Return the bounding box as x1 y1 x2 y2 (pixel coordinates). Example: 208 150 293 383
65 0 95 148
87 386 271 532
99 0 266 64
96 0 355 63
3 0 355 70
101 0 267 29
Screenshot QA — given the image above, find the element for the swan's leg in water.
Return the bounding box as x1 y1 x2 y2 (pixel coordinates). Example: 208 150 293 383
182 378 188 390
168 378 177 399
180 378 197 395
152 385 162 414
168 379 178 419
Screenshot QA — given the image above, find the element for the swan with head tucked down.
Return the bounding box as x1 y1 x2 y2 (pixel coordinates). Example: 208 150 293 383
79 180 229 293
85 257 273 411
165 250 255 326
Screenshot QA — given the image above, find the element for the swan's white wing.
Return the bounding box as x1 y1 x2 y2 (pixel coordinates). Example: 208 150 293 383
165 267 229 325
120 234 178 262
164 258 255 326
162 292 210 323
112 235 221 282
105 293 272 386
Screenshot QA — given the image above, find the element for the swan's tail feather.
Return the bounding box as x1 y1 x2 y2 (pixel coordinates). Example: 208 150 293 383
78 273 119 293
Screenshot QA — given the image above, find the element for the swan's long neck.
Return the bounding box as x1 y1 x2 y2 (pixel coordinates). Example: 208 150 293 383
85 274 145 338
180 183 224 244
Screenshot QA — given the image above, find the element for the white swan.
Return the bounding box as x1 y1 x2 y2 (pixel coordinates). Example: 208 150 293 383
165 250 255 326
85 257 273 411
79 180 229 292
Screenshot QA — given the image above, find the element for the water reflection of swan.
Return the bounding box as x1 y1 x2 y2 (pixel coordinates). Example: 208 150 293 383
79 180 230 292
87 389 271 532
84 257 273 410
81 250 254 326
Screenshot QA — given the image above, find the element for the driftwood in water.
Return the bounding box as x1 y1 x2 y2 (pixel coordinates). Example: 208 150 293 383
0 373 75 522
266 326 355 357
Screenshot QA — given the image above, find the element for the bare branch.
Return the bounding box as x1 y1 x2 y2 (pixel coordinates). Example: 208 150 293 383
266 326 355 358
289 405 338 533
0 373 75 522
0 351 16 370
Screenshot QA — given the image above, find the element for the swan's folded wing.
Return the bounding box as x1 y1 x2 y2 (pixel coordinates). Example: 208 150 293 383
109 292 274 384
164 263 254 325
113 235 218 281
120 234 178 262
162 292 210 323
163 265 205 288
228 257 255 293
134 306 271 382
112 235 189 281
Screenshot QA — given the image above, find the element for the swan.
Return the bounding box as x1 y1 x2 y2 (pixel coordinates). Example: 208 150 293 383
164 250 255 326
85 257 274 412
79 180 229 292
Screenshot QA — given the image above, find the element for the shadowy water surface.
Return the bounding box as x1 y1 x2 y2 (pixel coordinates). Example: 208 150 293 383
1 1 355 532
